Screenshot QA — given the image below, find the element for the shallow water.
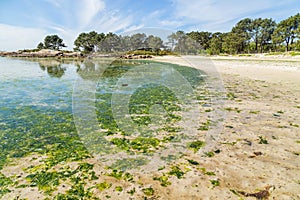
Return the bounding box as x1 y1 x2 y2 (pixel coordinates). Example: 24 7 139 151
0 57 205 170
0 57 224 199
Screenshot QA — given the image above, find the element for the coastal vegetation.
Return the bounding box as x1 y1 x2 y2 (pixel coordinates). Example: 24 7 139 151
0 12 300 199
0 13 299 58
38 13 300 56
37 35 66 50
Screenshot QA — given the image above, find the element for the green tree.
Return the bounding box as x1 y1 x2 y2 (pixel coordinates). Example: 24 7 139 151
145 35 163 51
74 31 105 53
43 35 66 50
168 31 186 54
167 32 177 50
37 42 44 50
272 13 300 51
222 32 243 54
168 31 201 54
231 18 253 53
129 33 147 50
251 18 276 53
208 32 224 55
98 32 122 53
258 18 276 53
119 35 131 52
187 31 212 50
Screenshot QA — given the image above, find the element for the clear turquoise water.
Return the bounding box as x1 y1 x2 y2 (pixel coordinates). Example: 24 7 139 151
0 57 210 198
0 57 205 170
0 58 83 168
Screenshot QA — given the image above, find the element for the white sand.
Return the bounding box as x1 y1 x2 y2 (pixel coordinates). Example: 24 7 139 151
152 55 300 199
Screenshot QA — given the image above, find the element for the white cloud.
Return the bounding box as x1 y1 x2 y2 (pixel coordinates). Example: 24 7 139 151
89 10 136 33
44 0 61 7
159 20 184 28
171 0 298 32
173 0 273 21
45 27 78 50
77 0 106 28
123 25 145 33
0 24 46 51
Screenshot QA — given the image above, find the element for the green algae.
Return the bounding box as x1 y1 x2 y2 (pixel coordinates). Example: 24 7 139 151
153 175 171 187
187 141 206 153
0 173 13 197
0 58 208 198
142 187 155 196
96 182 112 191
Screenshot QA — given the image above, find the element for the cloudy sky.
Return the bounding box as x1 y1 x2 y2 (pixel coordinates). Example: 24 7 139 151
0 0 299 51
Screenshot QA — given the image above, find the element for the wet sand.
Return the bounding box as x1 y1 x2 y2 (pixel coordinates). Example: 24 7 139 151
1 55 300 199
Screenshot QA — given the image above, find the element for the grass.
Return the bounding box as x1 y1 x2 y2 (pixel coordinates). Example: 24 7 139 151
238 54 252 57
126 49 174 56
265 52 284 56
289 51 300 56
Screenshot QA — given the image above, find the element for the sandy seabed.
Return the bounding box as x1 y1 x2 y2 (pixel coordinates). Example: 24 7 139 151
1 55 299 199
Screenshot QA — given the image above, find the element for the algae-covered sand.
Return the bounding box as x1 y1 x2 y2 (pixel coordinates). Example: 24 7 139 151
1 56 299 199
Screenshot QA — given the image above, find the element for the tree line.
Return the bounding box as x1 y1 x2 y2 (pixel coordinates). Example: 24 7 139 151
37 13 300 55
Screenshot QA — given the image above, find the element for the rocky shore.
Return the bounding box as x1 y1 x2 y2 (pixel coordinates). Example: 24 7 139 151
119 54 153 59
0 49 154 59
0 49 84 58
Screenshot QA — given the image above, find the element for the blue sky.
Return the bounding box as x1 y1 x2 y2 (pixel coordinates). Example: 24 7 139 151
0 0 299 51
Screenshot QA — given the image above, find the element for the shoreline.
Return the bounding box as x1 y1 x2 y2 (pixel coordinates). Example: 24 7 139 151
1 55 299 199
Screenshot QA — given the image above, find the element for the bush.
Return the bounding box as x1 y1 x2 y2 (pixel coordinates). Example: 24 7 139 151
289 51 300 56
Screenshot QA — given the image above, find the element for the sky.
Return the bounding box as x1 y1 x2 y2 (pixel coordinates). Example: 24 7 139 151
0 0 299 51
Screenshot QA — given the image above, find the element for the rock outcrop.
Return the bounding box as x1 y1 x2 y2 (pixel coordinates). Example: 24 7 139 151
0 49 84 58
119 54 153 59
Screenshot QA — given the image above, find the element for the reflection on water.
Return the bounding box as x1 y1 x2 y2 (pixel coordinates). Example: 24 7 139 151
0 57 211 198
0 57 205 170
39 63 66 78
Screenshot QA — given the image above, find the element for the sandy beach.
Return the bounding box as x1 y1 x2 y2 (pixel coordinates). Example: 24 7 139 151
152 55 300 199
1 56 299 199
